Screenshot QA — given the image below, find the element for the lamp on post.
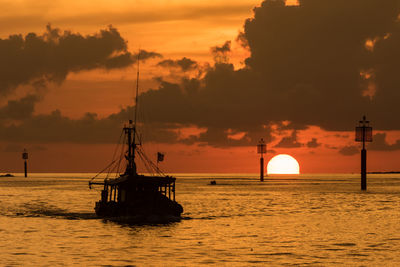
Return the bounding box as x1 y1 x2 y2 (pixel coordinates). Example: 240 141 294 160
355 116 372 190
257 138 267 182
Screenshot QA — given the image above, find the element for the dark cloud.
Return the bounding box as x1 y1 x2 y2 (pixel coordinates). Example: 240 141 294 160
339 145 359 156
236 31 248 48
0 24 133 96
0 97 273 147
369 133 400 151
0 26 164 144
211 41 231 63
0 103 188 144
195 127 259 148
4 0 400 148
306 138 321 148
129 0 400 148
122 0 400 148
140 65 258 128
157 57 198 72
336 133 400 156
0 109 122 144
0 94 40 120
274 131 302 148
133 50 162 63
211 40 231 54
137 73 274 146
241 0 400 131
325 144 338 150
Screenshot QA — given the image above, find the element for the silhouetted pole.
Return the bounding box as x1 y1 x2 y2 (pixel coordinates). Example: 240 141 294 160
361 148 366 189
355 116 372 190
257 138 267 182
22 149 28 178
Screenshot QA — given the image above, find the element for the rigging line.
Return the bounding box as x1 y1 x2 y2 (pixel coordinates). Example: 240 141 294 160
91 128 125 182
137 149 153 174
140 152 154 175
110 161 119 178
109 147 122 178
89 159 117 183
116 132 127 175
108 148 119 177
112 129 124 161
149 158 165 176
136 148 150 174
137 149 154 175
139 145 159 175
137 149 150 172
138 147 165 176
107 129 125 178
141 156 153 174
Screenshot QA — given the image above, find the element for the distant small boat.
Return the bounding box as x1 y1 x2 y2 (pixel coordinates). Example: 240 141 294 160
209 180 217 185
0 173 14 177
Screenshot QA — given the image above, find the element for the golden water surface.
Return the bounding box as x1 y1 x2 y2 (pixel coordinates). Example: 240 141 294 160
0 173 399 265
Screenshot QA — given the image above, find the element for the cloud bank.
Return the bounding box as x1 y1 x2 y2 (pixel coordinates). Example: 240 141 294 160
157 57 198 72
0 25 133 96
3 0 400 149
135 0 400 146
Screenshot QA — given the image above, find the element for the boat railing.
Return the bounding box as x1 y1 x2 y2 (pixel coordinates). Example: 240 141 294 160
97 179 176 204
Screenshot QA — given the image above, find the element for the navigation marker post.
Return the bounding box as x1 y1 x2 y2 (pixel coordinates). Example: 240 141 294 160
355 116 372 190
22 149 28 178
257 138 267 182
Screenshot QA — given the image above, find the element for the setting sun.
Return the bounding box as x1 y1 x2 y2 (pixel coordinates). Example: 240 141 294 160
267 154 300 175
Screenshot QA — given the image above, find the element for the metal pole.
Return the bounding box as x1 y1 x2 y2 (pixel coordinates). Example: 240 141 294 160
361 125 367 190
24 160 27 178
260 156 264 182
257 139 266 182
356 116 371 191
361 148 367 190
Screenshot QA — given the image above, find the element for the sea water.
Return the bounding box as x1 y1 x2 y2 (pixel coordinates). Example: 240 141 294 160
0 173 399 266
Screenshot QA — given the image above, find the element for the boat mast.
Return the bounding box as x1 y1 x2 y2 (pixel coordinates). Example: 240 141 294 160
124 51 140 175
134 50 140 133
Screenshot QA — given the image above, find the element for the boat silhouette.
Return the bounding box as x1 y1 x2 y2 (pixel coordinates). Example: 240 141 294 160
89 53 183 222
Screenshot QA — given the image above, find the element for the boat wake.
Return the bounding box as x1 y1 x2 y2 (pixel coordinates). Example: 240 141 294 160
0 202 187 224
1 202 98 220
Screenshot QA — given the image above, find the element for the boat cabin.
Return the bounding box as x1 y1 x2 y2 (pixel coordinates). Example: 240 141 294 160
100 175 176 205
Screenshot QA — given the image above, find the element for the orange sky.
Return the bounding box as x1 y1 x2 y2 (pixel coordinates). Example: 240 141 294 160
1 0 400 174
1 0 260 118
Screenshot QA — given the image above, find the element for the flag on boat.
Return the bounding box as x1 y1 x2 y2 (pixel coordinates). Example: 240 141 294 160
157 152 164 163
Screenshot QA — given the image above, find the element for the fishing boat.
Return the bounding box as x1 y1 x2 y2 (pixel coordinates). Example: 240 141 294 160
89 56 183 223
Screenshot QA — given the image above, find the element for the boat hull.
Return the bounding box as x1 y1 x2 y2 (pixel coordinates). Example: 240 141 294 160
94 196 183 222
